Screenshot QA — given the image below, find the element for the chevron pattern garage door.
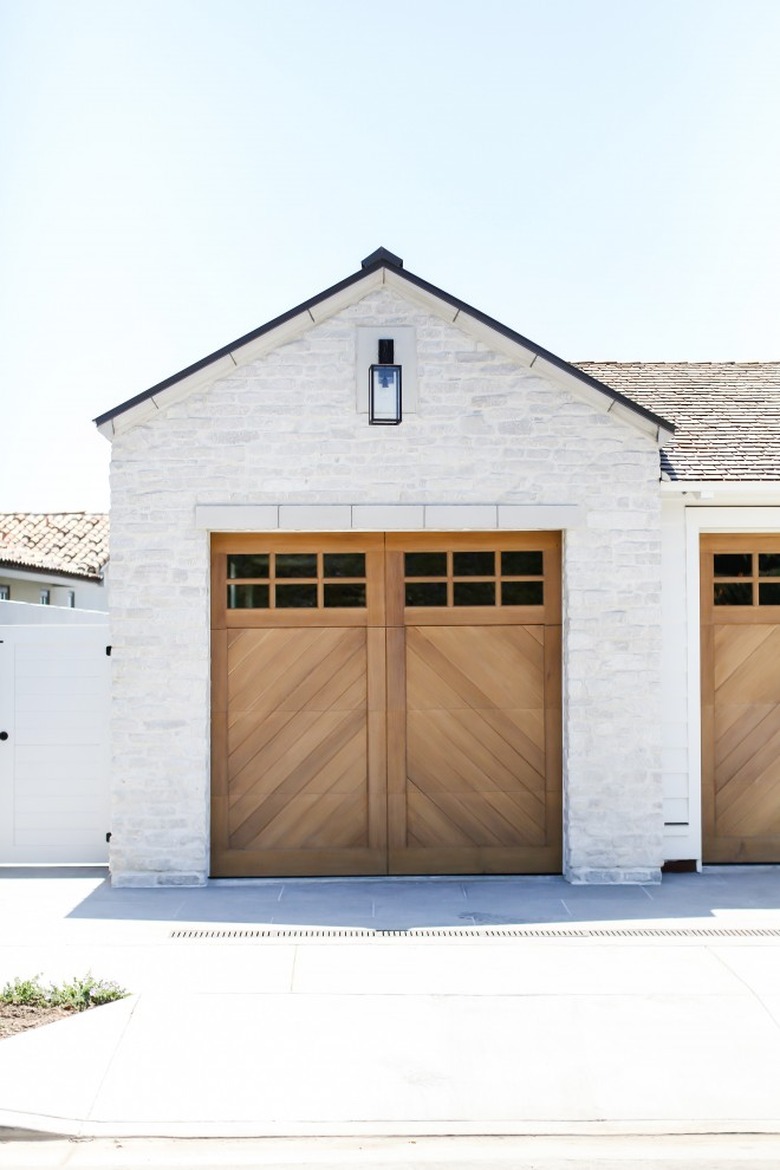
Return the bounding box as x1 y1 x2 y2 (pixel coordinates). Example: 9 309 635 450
701 536 780 862
211 532 561 876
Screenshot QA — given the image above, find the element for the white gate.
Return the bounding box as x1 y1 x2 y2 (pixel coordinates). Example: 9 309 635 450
0 624 110 864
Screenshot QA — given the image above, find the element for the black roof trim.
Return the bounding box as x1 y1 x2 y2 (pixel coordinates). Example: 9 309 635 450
362 246 403 269
394 267 674 434
94 252 674 435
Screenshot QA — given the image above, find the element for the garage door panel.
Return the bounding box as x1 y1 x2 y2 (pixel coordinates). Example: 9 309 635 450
715 627 780 703
229 708 366 831
241 782 368 851
714 701 773 751
712 625 774 692
407 709 546 803
720 777 780 838
406 627 544 712
702 536 780 862
407 785 545 848
715 706 780 790
228 628 365 718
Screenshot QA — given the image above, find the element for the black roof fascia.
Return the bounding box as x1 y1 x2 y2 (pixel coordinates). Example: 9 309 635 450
94 256 675 436
93 261 383 427
394 266 674 434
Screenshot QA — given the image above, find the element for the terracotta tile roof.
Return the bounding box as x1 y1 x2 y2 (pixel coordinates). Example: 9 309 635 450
0 513 109 579
575 362 780 482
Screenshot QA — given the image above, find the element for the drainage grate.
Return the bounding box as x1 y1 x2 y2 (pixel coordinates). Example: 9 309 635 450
168 925 780 941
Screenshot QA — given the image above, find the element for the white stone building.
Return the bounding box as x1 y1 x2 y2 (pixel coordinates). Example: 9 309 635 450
94 248 780 886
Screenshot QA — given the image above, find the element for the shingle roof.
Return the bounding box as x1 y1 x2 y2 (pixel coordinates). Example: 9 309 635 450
0 513 109 579
575 362 780 481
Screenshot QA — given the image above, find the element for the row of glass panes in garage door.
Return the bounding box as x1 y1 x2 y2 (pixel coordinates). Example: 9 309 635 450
225 550 545 610
713 553 780 606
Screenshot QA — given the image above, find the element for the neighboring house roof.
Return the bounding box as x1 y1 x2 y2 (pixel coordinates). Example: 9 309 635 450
94 248 673 444
0 513 109 580
576 362 780 482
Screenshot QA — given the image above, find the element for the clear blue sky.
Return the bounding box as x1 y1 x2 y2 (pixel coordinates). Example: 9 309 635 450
1 0 779 510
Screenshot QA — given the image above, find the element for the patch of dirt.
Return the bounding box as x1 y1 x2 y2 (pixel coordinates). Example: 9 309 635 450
0 1003 73 1039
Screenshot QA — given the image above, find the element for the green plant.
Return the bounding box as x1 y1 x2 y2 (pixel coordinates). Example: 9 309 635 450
0 973 127 1012
48 974 127 1011
0 976 49 1007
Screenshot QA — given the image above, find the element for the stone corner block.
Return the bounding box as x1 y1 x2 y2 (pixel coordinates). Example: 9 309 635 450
424 504 497 529
351 505 424 530
109 870 208 888
279 505 353 530
195 505 279 531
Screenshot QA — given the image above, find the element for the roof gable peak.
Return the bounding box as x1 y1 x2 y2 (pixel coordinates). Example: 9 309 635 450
361 246 403 270
94 250 674 444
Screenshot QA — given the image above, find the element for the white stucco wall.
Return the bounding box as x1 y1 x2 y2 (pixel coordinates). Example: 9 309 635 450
0 568 107 611
107 285 664 885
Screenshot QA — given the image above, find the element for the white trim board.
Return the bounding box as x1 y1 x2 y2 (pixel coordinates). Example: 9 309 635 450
194 503 586 532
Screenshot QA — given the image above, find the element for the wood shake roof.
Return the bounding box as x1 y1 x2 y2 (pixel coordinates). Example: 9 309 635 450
576 362 780 481
0 513 109 579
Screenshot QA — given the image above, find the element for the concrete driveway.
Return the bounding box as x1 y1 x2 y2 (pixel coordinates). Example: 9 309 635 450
0 867 779 1139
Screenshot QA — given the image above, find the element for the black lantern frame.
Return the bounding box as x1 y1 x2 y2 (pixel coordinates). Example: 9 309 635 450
368 364 402 425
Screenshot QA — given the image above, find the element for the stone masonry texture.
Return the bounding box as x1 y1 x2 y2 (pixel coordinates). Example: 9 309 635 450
108 286 664 885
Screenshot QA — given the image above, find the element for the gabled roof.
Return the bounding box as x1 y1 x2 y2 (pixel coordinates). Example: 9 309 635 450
94 248 673 444
576 362 780 482
0 513 109 580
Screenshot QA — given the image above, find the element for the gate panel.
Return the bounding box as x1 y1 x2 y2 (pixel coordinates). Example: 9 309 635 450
0 625 110 864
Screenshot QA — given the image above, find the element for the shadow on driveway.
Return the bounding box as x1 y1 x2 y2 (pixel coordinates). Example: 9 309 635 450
2 866 767 930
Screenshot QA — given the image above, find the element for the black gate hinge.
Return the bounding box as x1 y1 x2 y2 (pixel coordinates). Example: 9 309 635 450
106 645 112 656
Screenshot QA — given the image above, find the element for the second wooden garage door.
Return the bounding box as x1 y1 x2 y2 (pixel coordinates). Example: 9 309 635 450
701 535 780 862
211 533 561 876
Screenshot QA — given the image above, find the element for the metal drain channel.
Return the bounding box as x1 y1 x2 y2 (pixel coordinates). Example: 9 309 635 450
169 925 780 941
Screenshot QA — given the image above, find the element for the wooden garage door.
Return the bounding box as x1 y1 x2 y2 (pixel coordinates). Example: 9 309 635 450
211 533 561 876
701 535 780 862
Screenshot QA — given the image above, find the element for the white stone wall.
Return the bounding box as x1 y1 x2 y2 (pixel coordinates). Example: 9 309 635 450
108 286 664 885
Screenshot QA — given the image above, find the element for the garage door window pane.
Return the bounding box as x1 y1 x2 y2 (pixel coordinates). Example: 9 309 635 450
323 553 365 578
405 553 447 577
276 554 317 578
714 554 752 578
324 584 366 608
454 581 495 606
453 551 494 576
228 584 269 608
406 582 447 606
714 582 752 606
502 581 544 606
759 554 780 578
275 584 318 608
759 582 780 605
228 554 269 579
501 551 543 576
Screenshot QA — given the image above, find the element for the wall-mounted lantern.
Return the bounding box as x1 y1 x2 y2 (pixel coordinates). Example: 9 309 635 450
369 338 402 425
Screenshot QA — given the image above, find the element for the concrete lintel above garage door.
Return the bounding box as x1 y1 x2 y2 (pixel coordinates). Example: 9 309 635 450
195 503 585 532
